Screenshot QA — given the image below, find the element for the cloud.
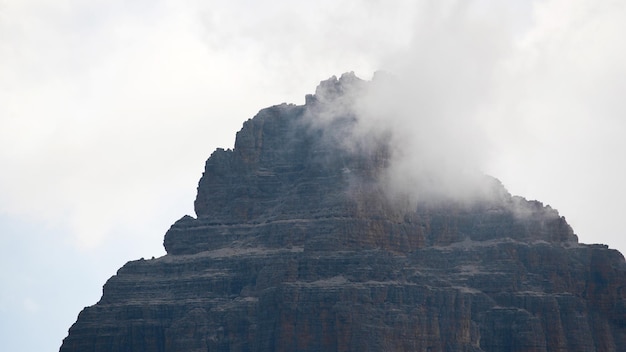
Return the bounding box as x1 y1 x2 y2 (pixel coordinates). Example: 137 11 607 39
297 2 520 206
295 0 626 229
0 0 423 250
482 0 626 242
0 0 221 248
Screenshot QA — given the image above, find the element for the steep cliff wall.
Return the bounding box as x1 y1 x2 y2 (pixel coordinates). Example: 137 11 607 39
60 73 626 352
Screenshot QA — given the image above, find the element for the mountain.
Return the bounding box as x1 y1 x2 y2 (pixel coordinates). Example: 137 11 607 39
60 73 626 352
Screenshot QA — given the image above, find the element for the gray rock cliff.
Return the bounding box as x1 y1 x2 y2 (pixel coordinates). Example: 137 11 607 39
60 73 626 352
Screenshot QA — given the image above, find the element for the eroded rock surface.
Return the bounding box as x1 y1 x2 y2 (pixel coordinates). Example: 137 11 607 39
60 73 626 352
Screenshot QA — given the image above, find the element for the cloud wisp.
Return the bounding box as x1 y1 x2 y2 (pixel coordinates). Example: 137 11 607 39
298 2 518 207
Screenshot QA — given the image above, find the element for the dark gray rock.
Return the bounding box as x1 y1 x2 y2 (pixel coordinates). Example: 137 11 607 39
60 73 626 352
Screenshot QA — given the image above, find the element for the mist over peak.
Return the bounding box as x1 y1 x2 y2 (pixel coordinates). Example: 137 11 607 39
301 71 496 208
190 72 577 255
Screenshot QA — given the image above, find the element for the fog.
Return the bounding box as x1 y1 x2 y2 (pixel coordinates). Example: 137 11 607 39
301 2 526 206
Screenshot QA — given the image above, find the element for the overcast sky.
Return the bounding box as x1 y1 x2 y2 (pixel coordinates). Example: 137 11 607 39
1 0 625 350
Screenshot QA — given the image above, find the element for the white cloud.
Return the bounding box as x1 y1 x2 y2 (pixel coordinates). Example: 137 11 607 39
0 0 422 249
483 0 626 246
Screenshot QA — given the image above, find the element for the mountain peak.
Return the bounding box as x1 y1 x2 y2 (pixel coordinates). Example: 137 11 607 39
60 74 625 352
185 73 576 256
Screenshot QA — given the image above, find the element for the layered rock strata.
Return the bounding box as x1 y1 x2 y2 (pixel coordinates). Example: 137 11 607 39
60 73 626 352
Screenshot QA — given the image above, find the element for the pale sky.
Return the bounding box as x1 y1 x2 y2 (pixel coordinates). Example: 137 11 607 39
1 1 625 350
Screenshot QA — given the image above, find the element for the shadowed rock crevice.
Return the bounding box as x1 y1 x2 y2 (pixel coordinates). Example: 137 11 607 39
61 73 626 352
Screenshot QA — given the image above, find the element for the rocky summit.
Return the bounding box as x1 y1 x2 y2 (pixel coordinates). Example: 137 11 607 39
60 73 626 352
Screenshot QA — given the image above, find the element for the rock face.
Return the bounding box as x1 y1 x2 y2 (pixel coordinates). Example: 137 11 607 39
60 73 626 352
